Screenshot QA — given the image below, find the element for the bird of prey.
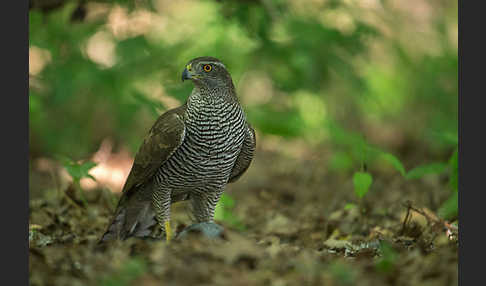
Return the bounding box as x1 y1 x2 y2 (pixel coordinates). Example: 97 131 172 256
101 57 256 242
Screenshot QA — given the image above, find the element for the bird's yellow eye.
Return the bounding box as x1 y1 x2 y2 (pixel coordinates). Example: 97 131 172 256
203 64 212 72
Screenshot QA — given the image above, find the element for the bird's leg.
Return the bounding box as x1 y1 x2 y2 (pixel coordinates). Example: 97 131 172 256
174 190 225 240
152 188 172 242
191 190 223 223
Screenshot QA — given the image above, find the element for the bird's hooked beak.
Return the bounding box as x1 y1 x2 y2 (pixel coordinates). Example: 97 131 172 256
181 63 193 82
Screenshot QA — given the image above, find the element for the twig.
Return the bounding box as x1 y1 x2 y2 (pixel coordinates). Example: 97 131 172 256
63 190 84 211
402 202 458 241
399 200 412 235
408 205 438 225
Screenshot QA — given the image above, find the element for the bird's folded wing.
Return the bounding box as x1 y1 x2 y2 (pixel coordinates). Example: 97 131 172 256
229 122 256 183
122 104 187 197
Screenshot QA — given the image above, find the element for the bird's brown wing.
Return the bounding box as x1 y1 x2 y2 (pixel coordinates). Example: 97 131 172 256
122 104 187 197
228 122 256 183
100 104 187 242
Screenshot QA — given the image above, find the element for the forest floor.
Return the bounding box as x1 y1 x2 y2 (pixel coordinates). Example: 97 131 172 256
29 140 458 286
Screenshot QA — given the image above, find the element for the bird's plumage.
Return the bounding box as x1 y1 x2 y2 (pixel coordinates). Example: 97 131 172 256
229 123 256 183
101 57 255 242
122 105 187 197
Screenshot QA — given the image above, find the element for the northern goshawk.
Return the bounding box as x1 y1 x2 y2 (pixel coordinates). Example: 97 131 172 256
101 57 256 242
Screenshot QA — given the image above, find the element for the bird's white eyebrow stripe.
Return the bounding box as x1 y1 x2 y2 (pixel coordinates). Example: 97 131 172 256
199 61 226 69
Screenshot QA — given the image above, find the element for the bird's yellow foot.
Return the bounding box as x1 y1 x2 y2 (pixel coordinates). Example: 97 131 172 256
165 220 172 242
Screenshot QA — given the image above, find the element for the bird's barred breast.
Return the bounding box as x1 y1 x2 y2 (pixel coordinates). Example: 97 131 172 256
155 100 246 191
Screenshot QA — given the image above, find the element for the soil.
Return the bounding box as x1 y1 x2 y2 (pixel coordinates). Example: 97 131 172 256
29 141 458 286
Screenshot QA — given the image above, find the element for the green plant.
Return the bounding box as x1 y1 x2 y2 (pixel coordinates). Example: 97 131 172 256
404 147 458 219
439 148 458 219
336 121 457 220
214 193 245 230
100 257 147 286
353 172 373 199
329 261 356 285
375 241 398 273
59 156 97 206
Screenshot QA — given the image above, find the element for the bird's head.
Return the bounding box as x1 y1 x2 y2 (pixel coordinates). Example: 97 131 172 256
182 57 234 90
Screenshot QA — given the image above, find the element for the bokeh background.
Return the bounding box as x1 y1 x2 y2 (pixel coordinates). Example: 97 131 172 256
29 0 458 204
29 0 458 285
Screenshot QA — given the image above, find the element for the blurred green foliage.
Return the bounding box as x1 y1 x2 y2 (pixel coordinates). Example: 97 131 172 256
28 0 378 157
405 163 448 180
440 147 458 219
60 156 97 183
29 0 457 215
328 261 356 285
59 156 97 205
100 257 147 286
214 193 245 230
375 241 398 273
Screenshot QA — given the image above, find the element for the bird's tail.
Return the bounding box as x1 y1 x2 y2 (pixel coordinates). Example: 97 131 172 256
99 195 157 242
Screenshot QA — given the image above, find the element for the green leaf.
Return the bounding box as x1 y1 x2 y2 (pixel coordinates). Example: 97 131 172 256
449 148 458 192
344 203 356 210
329 152 354 172
380 152 406 176
79 161 97 173
353 172 373 198
405 163 448 180
363 146 406 176
86 174 97 182
430 131 458 146
63 160 97 181
438 191 458 220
